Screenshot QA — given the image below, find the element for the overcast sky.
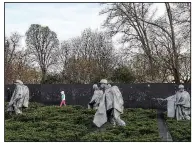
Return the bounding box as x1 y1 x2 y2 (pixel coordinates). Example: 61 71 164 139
5 3 165 49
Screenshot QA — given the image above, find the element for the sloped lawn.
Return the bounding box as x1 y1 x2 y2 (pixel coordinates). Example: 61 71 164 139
5 102 160 141
164 113 191 142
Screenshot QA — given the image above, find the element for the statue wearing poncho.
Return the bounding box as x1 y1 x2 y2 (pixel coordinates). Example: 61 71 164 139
88 84 103 110
7 80 29 114
175 85 190 120
156 84 190 120
93 79 126 127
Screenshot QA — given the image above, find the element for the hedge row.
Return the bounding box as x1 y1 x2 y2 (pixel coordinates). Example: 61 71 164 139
5 102 160 141
164 113 191 142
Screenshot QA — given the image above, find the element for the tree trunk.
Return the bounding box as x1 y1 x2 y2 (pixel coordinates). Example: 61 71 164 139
173 68 180 84
165 3 180 84
41 68 47 84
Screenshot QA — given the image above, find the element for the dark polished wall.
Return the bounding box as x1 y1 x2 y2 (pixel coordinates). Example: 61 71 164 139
4 83 191 109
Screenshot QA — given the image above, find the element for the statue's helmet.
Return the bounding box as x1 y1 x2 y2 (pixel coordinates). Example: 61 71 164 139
15 80 23 85
178 84 184 89
99 79 108 84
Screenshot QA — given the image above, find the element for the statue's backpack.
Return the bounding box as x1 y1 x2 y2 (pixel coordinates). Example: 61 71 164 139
111 86 124 113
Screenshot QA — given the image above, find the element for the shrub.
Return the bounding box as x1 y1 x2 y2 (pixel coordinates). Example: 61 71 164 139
5 102 163 141
164 113 191 141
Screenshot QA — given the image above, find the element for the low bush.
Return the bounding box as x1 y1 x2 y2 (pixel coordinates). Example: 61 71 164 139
164 113 191 142
5 102 161 141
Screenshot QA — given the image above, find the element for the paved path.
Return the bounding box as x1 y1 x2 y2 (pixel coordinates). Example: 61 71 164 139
157 109 173 141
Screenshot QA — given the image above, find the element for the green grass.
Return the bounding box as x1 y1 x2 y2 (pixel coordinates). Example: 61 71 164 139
164 113 191 142
5 102 161 141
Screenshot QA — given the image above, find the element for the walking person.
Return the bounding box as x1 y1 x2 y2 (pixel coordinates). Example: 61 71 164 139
60 91 66 107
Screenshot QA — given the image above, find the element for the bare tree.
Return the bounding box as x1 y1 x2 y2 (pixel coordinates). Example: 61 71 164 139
138 3 189 83
148 3 190 83
5 33 41 84
5 32 22 84
57 40 71 71
101 3 190 83
25 24 59 83
100 3 157 81
57 28 115 83
179 52 190 83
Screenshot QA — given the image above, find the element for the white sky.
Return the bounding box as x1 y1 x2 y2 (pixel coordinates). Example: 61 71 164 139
5 3 166 50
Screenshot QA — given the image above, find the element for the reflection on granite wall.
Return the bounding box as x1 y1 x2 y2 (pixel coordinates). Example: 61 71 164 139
4 83 191 109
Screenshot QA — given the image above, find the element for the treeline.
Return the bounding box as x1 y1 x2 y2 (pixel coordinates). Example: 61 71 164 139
5 3 190 84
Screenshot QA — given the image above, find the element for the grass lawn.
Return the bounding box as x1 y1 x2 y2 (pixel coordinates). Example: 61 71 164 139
164 113 191 142
5 102 161 141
